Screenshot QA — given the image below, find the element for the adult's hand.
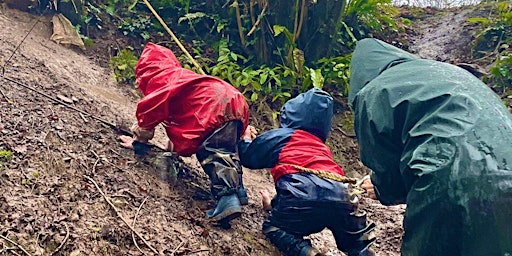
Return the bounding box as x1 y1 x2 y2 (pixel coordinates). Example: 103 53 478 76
361 176 377 200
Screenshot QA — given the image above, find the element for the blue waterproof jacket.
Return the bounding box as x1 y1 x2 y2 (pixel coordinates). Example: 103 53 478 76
239 88 345 183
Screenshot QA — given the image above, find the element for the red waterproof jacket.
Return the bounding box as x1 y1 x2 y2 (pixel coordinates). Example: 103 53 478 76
135 43 249 156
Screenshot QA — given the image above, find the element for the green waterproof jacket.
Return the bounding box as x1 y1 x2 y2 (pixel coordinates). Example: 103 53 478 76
349 38 512 256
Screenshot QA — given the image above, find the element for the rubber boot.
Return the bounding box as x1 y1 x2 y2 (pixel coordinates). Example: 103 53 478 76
207 194 242 223
300 246 325 256
348 248 375 256
237 174 248 205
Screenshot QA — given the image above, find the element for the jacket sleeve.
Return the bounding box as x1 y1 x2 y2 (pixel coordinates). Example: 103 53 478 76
354 92 408 205
135 87 174 131
238 128 294 169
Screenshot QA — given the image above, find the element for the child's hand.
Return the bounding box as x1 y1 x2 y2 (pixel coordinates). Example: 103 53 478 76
259 190 272 211
242 125 258 140
119 135 135 149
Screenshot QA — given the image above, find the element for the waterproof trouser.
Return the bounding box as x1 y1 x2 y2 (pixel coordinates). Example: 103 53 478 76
195 121 243 199
263 173 375 256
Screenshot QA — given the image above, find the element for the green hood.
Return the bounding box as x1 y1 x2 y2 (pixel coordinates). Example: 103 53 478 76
348 38 512 255
348 38 419 106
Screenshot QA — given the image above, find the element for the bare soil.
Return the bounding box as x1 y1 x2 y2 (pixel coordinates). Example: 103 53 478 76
0 4 483 256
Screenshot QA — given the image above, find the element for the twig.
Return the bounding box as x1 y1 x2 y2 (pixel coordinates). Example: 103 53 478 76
79 113 89 123
110 149 132 160
170 240 186 256
0 86 12 103
83 175 159 255
188 248 209 254
50 223 69 256
246 4 267 36
335 127 356 138
0 76 124 133
132 196 149 254
92 158 100 173
0 235 32 256
233 0 246 47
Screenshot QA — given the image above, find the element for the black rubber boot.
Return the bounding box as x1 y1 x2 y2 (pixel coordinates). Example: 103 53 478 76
207 193 242 223
263 222 314 256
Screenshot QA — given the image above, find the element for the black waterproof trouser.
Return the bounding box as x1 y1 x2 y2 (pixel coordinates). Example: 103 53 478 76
195 121 243 199
263 173 375 256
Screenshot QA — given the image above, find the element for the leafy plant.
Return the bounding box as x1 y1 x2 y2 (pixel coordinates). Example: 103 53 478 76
316 54 352 96
0 150 12 161
109 48 138 85
469 1 512 91
119 15 152 40
469 1 511 56
489 51 512 91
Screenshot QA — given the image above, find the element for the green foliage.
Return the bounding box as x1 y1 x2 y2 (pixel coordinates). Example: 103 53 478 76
316 54 352 96
470 1 512 90
469 1 511 54
78 0 399 104
206 39 353 104
109 48 138 85
0 150 12 161
119 15 152 40
489 51 512 90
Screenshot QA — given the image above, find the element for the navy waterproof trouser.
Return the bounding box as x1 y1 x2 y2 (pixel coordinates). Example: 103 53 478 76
195 121 243 199
263 173 375 256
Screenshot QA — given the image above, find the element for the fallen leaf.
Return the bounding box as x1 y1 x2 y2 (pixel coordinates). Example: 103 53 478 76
14 145 27 154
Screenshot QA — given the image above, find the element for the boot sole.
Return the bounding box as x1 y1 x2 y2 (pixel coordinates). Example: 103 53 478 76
211 206 242 223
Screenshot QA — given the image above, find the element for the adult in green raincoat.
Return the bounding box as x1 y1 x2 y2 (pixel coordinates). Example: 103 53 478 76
348 38 512 256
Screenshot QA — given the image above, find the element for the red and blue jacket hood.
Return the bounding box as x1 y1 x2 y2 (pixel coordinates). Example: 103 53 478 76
280 88 334 142
238 88 343 183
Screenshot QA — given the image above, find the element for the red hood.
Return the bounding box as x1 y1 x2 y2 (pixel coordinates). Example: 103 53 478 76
135 43 183 96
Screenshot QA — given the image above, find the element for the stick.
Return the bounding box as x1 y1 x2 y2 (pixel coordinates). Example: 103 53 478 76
246 4 267 36
170 240 186 256
188 249 209 254
0 235 32 256
132 196 149 254
83 175 159 255
141 0 206 75
0 76 125 133
50 223 69 256
0 86 12 104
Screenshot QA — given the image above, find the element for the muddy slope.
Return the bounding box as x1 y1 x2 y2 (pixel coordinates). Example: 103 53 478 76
0 4 483 256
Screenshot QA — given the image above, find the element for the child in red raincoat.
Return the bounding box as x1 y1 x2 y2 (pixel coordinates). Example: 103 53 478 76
120 43 249 225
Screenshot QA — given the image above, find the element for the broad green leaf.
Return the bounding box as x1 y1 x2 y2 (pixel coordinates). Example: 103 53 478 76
251 81 262 91
260 73 268 84
468 17 490 24
293 48 305 73
251 92 258 101
178 12 207 24
273 25 286 37
217 23 225 33
310 68 324 89
230 52 238 61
